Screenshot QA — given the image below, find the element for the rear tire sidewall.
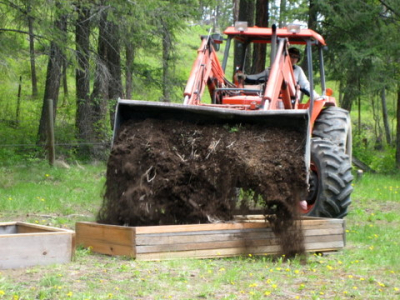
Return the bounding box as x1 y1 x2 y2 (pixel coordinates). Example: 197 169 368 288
304 139 353 218
312 106 352 158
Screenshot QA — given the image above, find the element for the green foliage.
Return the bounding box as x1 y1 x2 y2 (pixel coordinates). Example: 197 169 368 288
0 0 399 169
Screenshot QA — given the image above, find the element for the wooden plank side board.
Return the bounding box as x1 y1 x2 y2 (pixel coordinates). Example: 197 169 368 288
75 217 345 260
135 245 283 261
135 226 343 246
135 222 270 234
75 222 136 257
16 222 74 234
0 232 74 269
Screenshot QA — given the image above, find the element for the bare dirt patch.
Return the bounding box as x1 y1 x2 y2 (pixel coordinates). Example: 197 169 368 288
97 118 308 256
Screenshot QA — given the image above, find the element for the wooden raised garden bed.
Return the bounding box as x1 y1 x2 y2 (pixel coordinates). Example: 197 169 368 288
0 222 75 269
75 216 345 261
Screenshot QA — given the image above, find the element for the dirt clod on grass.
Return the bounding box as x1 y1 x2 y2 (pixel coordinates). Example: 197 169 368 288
98 118 308 257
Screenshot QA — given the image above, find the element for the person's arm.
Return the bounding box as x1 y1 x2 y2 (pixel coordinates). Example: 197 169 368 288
294 66 320 98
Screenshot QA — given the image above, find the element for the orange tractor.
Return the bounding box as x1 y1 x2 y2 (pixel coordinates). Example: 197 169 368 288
114 23 353 218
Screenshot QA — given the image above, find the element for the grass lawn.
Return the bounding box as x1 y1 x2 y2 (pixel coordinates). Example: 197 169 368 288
0 162 399 299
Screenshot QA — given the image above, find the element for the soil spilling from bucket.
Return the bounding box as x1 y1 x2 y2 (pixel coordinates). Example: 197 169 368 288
98 118 307 257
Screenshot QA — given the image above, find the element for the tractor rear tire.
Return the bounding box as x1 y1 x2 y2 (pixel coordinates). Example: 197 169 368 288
304 138 353 218
312 106 352 159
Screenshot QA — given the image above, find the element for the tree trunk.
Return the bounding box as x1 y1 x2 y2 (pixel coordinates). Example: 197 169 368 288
234 0 255 74
27 11 38 98
90 7 110 153
37 10 67 145
380 87 392 145
62 55 68 99
396 87 400 169
106 21 123 126
301 0 318 72
251 0 269 73
125 41 134 99
161 18 172 102
278 0 286 28
75 4 92 148
341 73 358 111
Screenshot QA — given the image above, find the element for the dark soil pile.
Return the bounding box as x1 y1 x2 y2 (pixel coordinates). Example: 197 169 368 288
98 118 307 257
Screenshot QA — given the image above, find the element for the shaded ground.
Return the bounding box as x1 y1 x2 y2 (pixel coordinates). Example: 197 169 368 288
98 117 308 256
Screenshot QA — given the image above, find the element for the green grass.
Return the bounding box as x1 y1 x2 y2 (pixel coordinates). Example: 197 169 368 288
0 164 399 299
0 162 105 227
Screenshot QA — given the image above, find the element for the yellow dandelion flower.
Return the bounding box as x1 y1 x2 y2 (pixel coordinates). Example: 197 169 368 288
348 275 353 278
295 296 300 299
360 278 365 281
369 246 374 250
393 287 399 291
272 284 278 289
249 291 255 295
265 279 272 284
343 291 348 294
248 253 252 257
66 291 73 297
219 268 225 272
0 290 5 295
353 286 358 290
327 265 333 270
320 292 324 295
294 270 300 274
264 291 271 296
108 293 113 299
249 283 257 288
378 282 385 287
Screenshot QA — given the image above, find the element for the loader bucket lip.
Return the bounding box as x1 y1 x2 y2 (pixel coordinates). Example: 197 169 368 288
114 99 310 141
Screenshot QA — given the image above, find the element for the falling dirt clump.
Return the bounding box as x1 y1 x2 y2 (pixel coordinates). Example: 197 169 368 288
97 118 308 257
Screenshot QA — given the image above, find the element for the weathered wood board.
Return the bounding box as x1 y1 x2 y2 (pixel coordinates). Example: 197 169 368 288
0 222 75 269
76 216 345 261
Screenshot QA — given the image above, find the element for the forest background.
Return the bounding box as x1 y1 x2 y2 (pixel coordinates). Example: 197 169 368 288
0 0 399 173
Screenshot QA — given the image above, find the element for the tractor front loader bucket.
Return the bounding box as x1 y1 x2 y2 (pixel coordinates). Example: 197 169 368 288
112 99 311 172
